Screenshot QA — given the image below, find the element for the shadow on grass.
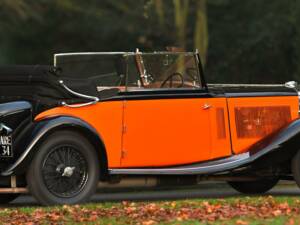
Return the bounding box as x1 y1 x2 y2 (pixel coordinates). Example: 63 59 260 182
3 182 300 208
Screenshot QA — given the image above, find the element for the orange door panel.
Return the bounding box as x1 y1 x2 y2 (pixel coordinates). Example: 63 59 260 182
35 97 233 169
121 98 231 167
227 96 299 154
35 102 124 168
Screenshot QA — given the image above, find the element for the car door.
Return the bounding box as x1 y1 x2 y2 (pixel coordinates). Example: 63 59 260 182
121 94 212 167
119 53 232 167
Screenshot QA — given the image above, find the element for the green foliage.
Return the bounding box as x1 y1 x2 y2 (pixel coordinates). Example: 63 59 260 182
206 0 296 83
0 0 299 84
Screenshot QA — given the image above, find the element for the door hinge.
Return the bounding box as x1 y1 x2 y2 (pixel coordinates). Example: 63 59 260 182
122 124 127 134
121 149 127 159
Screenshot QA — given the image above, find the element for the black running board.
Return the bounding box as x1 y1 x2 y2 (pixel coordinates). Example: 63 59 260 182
109 152 251 175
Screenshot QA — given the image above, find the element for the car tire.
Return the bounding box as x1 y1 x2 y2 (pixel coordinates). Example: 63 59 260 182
228 178 279 194
0 194 19 204
26 130 100 206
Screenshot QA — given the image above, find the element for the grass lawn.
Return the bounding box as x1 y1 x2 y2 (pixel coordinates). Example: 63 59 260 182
1 196 300 224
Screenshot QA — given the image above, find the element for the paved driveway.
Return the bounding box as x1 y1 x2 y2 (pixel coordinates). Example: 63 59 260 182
8 182 300 207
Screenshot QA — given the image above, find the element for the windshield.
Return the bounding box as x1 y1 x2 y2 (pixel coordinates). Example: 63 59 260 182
126 53 201 90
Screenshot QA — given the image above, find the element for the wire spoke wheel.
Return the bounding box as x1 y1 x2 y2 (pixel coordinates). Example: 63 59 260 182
42 145 88 198
27 131 99 205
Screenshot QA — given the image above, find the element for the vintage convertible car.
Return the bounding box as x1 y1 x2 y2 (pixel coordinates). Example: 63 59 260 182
0 51 299 205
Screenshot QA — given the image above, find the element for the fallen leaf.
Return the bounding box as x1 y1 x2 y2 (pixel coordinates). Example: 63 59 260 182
236 219 249 225
142 220 156 225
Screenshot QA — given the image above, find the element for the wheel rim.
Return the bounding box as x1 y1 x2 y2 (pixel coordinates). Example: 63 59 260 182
42 145 88 198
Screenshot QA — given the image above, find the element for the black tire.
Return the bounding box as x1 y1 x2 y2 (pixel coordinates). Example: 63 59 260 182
0 194 19 204
228 178 279 194
26 130 100 205
292 150 300 188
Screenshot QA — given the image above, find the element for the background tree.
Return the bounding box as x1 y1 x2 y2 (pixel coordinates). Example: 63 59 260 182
194 0 208 65
0 0 298 84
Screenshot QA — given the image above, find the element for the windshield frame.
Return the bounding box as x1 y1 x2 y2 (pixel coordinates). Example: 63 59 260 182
124 52 204 92
53 51 207 94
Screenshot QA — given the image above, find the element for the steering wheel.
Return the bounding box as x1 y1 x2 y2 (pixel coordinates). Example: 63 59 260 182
160 72 184 88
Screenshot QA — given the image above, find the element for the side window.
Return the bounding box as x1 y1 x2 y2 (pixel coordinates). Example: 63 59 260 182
126 53 201 91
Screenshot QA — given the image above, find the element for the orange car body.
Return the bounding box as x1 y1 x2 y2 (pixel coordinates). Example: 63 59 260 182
2 52 297 178
35 94 299 169
1 52 300 205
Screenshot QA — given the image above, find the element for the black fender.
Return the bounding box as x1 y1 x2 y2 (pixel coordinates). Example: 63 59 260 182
247 118 300 168
1 116 108 179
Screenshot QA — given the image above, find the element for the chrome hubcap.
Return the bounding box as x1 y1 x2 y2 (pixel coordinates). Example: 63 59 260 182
62 166 76 177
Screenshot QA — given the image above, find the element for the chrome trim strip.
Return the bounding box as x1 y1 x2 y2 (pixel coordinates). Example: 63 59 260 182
109 152 250 175
59 80 99 108
0 101 31 118
208 83 285 87
61 101 99 108
0 123 12 134
54 52 196 57
59 80 99 101
55 52 130 57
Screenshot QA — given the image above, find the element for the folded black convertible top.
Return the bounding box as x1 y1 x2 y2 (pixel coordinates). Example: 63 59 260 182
0 65 77 111
0 65 55 75
0 65 59 83
0 65 116 114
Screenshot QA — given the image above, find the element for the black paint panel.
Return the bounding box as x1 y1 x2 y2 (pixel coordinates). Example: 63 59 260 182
101 85 297 101
0 101 32 164
209 85 297 98
0 101 31 118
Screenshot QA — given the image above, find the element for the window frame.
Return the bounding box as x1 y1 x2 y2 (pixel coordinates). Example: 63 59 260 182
124 52 206 93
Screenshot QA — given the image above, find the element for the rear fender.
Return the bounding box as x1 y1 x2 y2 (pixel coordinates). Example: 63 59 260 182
248 118 300 168
1 116 108 179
